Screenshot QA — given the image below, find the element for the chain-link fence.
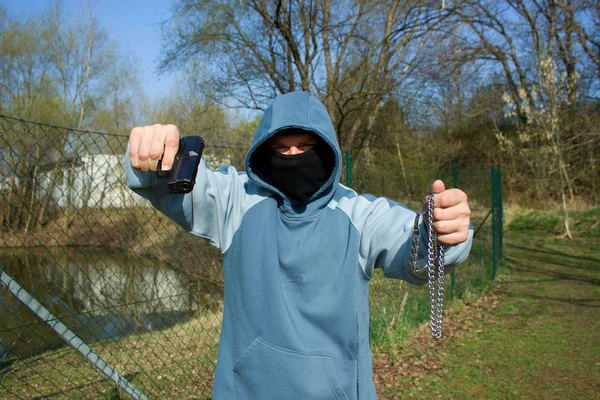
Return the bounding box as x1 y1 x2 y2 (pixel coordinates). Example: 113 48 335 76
0 115 236 399
0 115 503 399
350 154 504 350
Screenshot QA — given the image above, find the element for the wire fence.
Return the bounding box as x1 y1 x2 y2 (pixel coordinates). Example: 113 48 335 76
347 151 504 352
0 114 503 399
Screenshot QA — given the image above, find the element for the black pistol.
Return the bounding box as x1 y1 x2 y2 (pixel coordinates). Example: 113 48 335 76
157 136 205 194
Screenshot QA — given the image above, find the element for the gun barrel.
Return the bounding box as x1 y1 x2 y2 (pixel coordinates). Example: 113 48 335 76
157 135 205 194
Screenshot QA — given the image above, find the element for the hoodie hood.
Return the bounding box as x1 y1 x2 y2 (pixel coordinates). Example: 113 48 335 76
245 91 342 211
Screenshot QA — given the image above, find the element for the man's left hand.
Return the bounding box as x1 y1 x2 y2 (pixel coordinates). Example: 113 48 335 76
424 180 471 246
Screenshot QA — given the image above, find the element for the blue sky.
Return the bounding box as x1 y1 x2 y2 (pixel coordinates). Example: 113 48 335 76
2 0 176 99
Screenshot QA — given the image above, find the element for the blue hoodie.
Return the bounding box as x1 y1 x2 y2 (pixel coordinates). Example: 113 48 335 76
124 91 473 399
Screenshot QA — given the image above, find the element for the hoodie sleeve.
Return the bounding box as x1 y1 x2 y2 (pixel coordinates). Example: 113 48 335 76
345 195 473 285
123 145 261 250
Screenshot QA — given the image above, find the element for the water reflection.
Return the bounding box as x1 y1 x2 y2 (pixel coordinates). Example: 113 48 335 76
0 247 223 361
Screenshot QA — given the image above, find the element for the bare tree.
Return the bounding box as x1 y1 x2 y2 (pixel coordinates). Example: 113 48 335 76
0 10 60 232
98 52 141 132
447 0 600 235
160 0 451 155
0 1 136 232
46 0 114 128
0 8 53 120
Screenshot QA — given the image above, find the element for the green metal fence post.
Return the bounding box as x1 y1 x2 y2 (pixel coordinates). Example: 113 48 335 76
496 168 504 261
491 165 498 280
346 152 353 187
450 161 458 297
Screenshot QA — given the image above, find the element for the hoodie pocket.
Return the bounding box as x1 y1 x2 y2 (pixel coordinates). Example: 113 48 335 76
233 336 349 400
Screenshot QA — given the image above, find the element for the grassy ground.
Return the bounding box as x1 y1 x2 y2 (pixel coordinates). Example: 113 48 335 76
373 208 600 399
0 311 221 399
3 208 598 399
369 208 495 351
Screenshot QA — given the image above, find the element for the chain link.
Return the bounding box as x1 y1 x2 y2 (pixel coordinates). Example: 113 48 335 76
410 193 445 340
427 193 445 340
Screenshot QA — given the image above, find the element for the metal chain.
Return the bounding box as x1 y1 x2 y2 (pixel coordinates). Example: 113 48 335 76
410 214 421 268
427 193 445 340
410 193 445 340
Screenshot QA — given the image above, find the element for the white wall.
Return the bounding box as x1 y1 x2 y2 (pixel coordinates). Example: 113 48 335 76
35 153 231 209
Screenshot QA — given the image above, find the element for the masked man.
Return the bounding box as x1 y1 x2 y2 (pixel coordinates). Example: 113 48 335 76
125 91 472 399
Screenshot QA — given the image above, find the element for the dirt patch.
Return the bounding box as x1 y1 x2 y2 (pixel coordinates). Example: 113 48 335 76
373 231 600 399
372 290 503 398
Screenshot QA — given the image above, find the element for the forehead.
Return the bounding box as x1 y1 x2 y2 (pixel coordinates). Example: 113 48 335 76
270 130 318 145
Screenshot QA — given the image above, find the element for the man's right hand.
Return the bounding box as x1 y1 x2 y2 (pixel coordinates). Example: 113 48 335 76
129 124 180 172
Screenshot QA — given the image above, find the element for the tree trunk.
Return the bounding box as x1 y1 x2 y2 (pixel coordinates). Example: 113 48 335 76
394 129 410 197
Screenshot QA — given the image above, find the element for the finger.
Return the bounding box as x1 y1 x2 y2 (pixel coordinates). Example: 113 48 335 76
436 230 470 246
160 125 180 170
148 127 166 171
434 188 468 209
138 125 155 172
129 127 142 170
432 218 470 236
429 179 445 195
433 198 471 222
423 180 446 212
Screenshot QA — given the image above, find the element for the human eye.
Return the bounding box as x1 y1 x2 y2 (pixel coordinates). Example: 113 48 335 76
299 142 316 151
271 145 289 153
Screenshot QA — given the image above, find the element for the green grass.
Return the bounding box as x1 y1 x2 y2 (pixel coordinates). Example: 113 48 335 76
3 211 497 398
375 207 600 399
0 311 221 399
4 207 598 399
509 207 600 237
369 213 496 352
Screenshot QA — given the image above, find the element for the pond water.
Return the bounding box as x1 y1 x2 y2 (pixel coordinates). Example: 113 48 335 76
0 247 222 361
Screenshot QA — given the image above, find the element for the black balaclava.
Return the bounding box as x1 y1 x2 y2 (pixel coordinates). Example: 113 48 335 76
253 136 335 206
269 148 328 205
